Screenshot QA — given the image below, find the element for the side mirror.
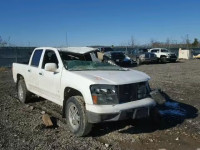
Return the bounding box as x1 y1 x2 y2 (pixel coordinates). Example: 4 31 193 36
44 63 57 72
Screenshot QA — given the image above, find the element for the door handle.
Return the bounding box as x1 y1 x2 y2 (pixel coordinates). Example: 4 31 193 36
39 72 43 75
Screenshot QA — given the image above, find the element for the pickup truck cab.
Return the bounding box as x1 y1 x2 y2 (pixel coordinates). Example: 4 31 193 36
13 47 157 136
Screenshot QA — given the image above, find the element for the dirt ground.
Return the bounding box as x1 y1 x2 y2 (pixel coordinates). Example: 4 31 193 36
0 59 200 150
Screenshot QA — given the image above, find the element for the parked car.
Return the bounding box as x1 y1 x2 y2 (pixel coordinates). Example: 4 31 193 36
103 51 136 67
127 49 158 65
148 48 177 63
193 53 200 59
13 46 163 136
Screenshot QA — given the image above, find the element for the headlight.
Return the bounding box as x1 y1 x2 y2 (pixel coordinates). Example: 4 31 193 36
137 82 150 99
140 54 145 58
90 85 118 105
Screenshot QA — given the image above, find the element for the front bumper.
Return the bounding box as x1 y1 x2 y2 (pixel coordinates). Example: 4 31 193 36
140 57 158 63
167 55 177 61
114 60 133 66
86 98 156 123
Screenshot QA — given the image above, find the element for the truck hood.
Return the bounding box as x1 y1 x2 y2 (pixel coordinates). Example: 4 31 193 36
71 69 150 85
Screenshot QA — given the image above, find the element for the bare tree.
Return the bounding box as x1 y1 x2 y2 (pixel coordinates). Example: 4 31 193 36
166 38 171 49
181 34 190 48
130 36 135 48
0 36 8 47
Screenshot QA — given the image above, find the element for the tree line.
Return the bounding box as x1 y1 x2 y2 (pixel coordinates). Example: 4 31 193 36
1 34 200 49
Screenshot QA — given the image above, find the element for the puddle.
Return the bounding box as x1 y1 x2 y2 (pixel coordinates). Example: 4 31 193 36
159 101 186 116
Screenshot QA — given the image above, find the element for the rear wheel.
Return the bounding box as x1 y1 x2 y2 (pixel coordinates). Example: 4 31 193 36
65 96 92 136
17 79 31 103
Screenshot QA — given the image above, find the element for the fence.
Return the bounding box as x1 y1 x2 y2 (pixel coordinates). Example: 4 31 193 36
0 46 200 67
0 47 35 67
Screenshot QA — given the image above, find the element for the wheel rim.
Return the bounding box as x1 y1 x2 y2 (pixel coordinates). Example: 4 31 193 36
68 104 80 131
18 83 24 101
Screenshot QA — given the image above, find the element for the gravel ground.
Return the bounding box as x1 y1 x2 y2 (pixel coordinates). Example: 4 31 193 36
0 59 200 150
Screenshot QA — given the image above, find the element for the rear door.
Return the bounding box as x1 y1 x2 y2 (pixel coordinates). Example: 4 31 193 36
26 49 43 94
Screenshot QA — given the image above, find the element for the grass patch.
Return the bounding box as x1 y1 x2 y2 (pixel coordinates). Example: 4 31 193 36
0 67 8 72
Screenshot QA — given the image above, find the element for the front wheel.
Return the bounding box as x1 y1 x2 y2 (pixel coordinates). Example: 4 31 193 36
65 96 92 137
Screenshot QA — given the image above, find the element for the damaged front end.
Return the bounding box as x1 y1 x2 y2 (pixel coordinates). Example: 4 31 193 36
150 89 166 105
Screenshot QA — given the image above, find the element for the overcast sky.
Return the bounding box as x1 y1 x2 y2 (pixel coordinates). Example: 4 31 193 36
1 0 200 47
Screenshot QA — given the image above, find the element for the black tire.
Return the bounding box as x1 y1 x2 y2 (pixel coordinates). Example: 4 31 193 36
17 79 31 103
160 56 167 63
65 96 92 137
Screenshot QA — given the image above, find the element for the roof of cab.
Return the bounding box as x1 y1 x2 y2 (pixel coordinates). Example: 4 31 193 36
34 47 98 54
58 47 98 54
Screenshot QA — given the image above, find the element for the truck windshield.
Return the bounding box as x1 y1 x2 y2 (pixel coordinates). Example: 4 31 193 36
63 60 125 71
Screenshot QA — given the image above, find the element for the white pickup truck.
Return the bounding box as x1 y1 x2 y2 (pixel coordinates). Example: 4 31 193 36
13 47 158 136
149 48 177 63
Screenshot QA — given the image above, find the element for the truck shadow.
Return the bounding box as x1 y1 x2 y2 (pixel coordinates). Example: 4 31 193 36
27 95 46 103
90 92 198 137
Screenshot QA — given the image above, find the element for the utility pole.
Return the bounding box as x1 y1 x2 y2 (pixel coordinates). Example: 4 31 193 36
186 34 189 49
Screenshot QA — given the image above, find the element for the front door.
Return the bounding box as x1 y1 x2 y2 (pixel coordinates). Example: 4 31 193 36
38 49 62 104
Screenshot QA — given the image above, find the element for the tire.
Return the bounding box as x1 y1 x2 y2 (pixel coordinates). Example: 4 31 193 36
65 96 92 137
17 79 31 103
160 56 167 63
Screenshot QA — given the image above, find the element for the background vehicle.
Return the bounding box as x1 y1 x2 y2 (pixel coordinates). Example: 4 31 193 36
97 47 114 53
127 49 157 65
13 47 158 136
103 51 136 67
149 48 177 63
193 53 200 59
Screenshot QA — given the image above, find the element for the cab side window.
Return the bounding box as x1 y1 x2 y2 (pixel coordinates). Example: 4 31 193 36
31 49 43 67
151 49 159 53
42 50 59 69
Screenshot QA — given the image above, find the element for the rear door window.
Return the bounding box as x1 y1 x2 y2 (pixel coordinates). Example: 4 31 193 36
31 49 43 67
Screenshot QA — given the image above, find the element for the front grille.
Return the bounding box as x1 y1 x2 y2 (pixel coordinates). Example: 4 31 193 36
145 53 155 58
145 54 150 58
117 82 149 104
150 54 155 58
169 54 177 58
